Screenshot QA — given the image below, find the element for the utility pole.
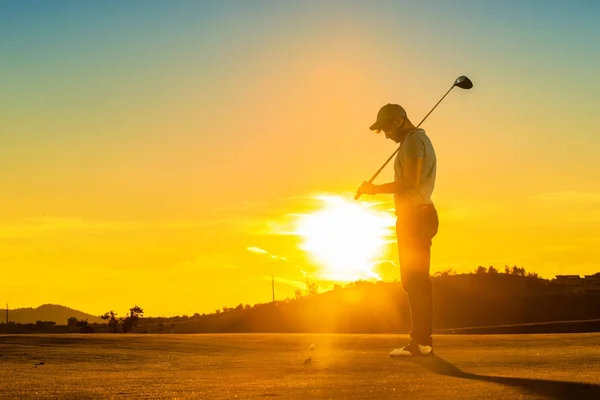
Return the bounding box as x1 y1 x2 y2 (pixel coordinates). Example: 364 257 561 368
271 274 275 303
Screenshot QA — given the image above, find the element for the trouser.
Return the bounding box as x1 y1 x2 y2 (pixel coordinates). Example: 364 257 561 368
396 204 439 346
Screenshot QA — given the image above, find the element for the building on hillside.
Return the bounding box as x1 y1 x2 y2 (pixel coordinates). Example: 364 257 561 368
554 273 600 295
583 273 600 295
555 274 582 282
554 275 585 295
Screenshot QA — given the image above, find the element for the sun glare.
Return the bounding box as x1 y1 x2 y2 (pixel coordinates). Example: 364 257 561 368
294 196 396 282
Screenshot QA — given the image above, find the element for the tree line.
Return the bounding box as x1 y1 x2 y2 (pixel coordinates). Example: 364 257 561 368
3 266 599 335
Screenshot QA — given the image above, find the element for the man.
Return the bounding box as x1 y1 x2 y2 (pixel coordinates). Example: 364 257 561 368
358 103 439 357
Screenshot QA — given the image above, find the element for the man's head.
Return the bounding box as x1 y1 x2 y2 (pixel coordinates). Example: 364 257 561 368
369 103 413 143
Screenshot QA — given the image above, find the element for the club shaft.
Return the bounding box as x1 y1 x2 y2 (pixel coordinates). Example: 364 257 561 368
354 84 456 200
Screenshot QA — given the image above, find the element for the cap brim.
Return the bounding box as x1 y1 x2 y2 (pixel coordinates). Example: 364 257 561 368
369 121 382 131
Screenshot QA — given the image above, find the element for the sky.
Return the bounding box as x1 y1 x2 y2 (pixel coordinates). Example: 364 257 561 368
1 0 599 317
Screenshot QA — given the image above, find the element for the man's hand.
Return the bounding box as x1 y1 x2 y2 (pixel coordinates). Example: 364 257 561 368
358 181 377 195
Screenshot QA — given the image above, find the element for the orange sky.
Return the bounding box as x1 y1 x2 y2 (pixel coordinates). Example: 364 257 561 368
1 2 600 316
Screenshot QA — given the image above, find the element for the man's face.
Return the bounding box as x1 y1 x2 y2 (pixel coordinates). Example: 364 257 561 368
380 115 407 143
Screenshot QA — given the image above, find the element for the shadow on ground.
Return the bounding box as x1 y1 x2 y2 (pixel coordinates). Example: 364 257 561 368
410 356 600 400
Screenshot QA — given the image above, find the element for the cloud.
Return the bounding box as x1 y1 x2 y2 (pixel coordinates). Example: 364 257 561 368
373 259 397 268
264 275 306 290
247 246 269 255
246 246 288 261
218 192 398 236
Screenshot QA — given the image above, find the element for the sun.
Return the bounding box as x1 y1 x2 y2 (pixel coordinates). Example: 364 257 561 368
293 195 396 282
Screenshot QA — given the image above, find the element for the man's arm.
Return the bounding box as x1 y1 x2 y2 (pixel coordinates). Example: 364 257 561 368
373 157 422 193
359 135 425 196
359 157 423 195
399 157 423 192
372 180 404 194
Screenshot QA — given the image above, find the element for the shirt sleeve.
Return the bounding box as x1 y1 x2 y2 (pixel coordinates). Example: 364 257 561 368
401 133 425 158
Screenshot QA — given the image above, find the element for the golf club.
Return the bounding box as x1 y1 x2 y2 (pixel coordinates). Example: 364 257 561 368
354 75 473 201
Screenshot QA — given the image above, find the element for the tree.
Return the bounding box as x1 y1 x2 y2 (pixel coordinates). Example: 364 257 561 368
476 266 487 274
307 281 319 296
67 317 79 330
511 266 526 276
101 310 120 333
434 269 456 277
122 306 144 333
488 266 499 274
76 319 95 333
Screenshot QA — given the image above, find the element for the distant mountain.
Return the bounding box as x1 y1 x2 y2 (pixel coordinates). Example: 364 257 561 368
5 304 103 325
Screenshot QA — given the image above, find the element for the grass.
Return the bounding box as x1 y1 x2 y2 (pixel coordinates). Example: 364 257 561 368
1 333 600 399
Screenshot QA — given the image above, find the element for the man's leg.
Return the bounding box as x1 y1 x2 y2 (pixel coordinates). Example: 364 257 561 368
397 206 439 347
399 244 433 346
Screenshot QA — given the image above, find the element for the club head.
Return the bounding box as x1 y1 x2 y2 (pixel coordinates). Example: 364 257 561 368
454 76 473 89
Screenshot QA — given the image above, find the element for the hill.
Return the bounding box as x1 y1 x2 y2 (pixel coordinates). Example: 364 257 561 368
140 271 600 334
5 304 103 325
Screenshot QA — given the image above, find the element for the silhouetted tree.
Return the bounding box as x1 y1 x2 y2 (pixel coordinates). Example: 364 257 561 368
122 306 144 333
67 317 79 331
434 269 456 277
511 265 526 276
101 310 120 333
76 319 95 333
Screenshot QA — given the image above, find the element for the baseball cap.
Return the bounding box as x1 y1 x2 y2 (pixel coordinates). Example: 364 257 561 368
369 103 407 131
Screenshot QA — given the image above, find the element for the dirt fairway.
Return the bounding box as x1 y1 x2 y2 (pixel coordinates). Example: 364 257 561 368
1 333 600 399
